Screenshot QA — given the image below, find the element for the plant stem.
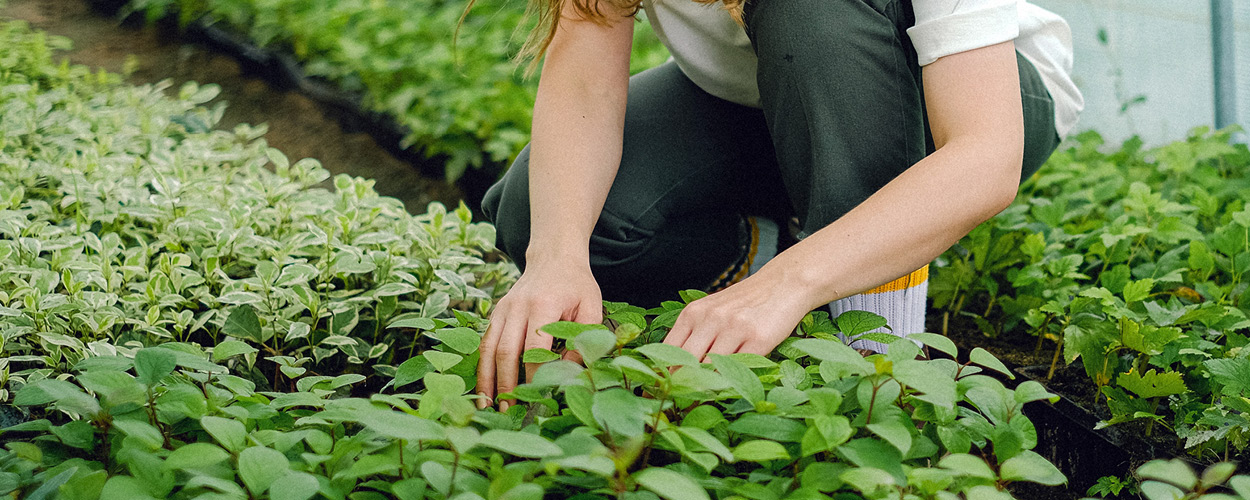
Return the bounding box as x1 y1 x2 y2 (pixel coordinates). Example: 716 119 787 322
1047 336 1064 380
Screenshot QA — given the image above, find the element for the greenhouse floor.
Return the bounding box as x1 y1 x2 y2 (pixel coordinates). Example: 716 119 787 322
0 0 461 215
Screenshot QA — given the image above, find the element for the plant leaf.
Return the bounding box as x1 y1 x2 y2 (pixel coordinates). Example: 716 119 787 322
634 467 710 500
998 450 1066 485
478 430 563 458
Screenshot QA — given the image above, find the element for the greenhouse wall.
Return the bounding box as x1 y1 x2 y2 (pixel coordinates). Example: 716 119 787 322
1034 0 1249 145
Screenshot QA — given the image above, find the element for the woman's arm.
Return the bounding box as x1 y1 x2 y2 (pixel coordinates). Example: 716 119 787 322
477 2 635 410
663 41 1026 359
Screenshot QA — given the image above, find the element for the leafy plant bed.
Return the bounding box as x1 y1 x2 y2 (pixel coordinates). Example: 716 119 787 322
0 20 1081 499
929 324 1135 498
86 0 505 208
102 0 672 189
930 127 1250 485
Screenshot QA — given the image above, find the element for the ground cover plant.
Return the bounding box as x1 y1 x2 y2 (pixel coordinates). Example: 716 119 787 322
0 20 1084 499
119 0 671 182
931 127 1250 462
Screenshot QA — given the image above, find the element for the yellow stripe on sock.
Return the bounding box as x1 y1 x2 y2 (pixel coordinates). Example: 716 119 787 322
864 265 929 295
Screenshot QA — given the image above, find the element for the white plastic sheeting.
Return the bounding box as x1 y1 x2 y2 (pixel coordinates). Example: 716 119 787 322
1033 0 1248 145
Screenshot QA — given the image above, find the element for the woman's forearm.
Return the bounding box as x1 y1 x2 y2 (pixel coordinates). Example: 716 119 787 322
762 41 1026 314
525 11 634 266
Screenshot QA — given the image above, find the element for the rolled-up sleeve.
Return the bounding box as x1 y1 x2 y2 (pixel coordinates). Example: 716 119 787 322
907 0 1019 66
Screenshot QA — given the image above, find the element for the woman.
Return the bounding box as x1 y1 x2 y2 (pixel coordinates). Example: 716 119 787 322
477 0 1082 409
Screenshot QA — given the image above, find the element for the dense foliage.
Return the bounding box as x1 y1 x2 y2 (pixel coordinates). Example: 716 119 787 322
933 128 1250 460
0 20 1079 499
121 0 672 182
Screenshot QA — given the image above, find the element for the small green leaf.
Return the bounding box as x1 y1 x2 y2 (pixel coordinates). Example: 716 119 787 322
478 430 563 458
709 354 764 404
1013 380 1059 405
269 472 320 500
1123 278 1156 303
866 421 912 455
574 329 616 363
732 440 790 462
999 450 1065 485
840 467 897 494
164 443 230 470
423 351 463 372
969 348 1014 379
635 343 699 367
238 446 290 495
223 306 264 342
1138 459 1198 490
134 348 178 386
592 388 648 438
394 356 434 389
428 327 480 354
200 416 246 453
539 322 605 340
907 333 957 358
211 340 258 363
837 310 889 336
938 453 996 480
359 409 445 442
727 414 806 442
634 467 710 500
522 348 561 364
793 338 873 375
100 476 157 500
1117 369 1187 399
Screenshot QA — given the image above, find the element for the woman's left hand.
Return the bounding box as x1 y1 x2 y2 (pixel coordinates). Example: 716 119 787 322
661 268 816 360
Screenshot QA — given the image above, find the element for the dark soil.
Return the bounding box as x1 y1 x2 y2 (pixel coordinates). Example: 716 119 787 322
0 0 463 214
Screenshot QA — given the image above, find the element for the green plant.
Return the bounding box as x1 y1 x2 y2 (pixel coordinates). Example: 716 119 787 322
1086 474 1136 498
121 0 671 181
2 305 1071 499
932 127 1250 459
1 20 1072 499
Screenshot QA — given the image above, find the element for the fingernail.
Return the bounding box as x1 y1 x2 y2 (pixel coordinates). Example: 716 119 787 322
475 392 488 409
499 401 510 412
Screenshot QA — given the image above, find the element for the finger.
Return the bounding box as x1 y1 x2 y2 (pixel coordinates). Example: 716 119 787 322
664 312 694 347
494 313 528 411
476 306 505 409
740 337 777 356
561 348 585 366
522 319 558 383
702 335 744 362
681 326 716 364
574 298 604 325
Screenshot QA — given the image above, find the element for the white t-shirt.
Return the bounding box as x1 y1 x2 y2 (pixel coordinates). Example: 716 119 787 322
641 0 1084 138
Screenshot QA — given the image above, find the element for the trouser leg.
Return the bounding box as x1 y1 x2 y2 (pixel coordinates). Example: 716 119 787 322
743 0 1059 349
481 62 788 308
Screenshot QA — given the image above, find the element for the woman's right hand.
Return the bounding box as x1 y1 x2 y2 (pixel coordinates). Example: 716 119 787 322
476 258 603 411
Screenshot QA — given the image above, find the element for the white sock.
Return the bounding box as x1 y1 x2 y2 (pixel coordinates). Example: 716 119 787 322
830 266 929 353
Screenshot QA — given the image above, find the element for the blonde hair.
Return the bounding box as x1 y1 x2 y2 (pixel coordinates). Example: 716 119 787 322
459 0 745 76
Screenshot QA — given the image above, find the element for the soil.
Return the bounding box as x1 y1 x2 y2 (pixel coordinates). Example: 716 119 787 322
0 0 464 214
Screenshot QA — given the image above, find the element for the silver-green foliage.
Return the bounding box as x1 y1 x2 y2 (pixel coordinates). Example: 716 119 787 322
0 18 515 403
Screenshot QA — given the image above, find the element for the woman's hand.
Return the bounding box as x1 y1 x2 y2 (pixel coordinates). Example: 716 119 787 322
662 264 817 361
477 260 602 411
